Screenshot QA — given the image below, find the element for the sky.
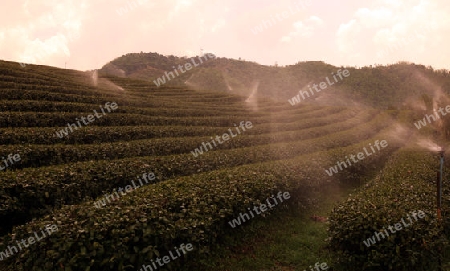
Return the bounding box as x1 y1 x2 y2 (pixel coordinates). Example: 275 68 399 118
0 0 449 71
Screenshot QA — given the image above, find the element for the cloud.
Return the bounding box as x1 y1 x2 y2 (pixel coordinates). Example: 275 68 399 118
210 19 226 33
355 7 393 28
281 15 324 42
0 0 449 70
336 19 361 55
336 0 450 64
0 0 86 66
168 0 194 20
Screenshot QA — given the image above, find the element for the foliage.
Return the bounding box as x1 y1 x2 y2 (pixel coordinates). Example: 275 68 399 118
99 54 450 109
2 58 445 271
0 109 388 233
328 149 449 270
1 126 400 270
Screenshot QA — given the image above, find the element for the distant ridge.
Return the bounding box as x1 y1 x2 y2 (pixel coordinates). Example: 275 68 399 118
99 53 449 109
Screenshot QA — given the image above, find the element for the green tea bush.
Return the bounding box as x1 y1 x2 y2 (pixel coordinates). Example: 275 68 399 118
0 107 358 145
1 126 400 270
328 149 448 270
2 110 375 169
0 111 388 231
0 100 253 117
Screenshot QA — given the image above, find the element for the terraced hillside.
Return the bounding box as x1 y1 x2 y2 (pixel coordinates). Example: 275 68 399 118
328 143 450 271
101 53 450 110
0 60 405 270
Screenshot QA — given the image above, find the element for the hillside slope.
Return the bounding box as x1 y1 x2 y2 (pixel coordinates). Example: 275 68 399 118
99 53 450 109
0 59 408 270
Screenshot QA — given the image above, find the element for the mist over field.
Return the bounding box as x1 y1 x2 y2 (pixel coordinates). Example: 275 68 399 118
1 1 450 270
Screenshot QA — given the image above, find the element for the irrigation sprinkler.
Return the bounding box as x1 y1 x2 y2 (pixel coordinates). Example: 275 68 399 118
435 147 445 271
437 147 445 221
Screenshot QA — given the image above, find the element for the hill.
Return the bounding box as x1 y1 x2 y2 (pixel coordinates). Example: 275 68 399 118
1 58 450 270
99 52 450 109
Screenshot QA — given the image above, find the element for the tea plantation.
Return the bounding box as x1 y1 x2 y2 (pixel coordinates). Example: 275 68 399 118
0 60 448 270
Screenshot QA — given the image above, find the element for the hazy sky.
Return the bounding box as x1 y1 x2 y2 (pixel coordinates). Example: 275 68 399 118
0 0 449 71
